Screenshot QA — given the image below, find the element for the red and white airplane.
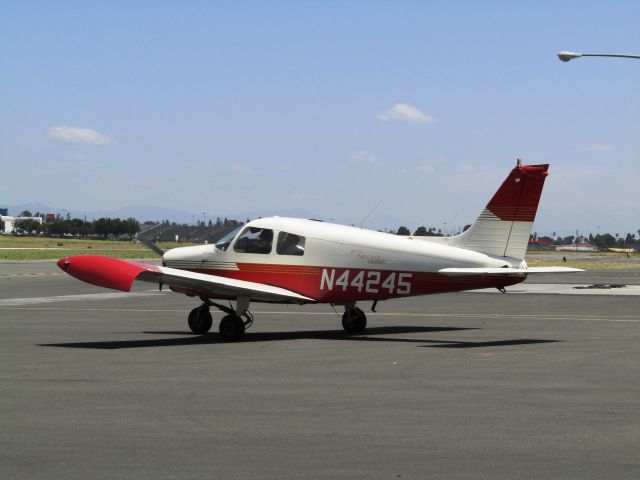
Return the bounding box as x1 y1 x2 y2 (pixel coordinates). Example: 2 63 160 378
58 160 581 341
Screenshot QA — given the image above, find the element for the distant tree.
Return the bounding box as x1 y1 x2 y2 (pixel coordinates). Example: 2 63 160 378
463 224 471 232
413 226 428 236
593 233 616 249
561 235 575 245
396 226 411 236
0 218 5 232
19 210 32 217
124 217 140 236
16 219 42 233
94 218 113 238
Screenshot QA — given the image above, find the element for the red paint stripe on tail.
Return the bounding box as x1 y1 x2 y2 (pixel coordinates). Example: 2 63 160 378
486 164 549 222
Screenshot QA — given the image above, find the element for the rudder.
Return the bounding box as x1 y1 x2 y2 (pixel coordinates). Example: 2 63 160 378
449 160 549 260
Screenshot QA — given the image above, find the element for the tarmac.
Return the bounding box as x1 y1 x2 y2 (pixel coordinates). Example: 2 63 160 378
1 261 639 479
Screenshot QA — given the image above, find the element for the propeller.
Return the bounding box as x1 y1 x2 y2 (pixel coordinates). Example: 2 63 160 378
138 237 165 257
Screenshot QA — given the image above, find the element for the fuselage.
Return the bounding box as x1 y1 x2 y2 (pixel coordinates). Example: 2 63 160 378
162 217 527 303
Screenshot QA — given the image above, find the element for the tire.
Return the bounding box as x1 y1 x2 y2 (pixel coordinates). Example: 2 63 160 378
342 307 367 334
219 314 246 341
188 306 213 334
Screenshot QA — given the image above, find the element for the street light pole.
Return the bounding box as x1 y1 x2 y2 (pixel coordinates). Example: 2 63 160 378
558 51 640 62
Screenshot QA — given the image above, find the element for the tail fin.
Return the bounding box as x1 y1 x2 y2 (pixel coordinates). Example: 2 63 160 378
449 161 549 260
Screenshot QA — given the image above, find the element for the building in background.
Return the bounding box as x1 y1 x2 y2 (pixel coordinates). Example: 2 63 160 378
0 215 44 234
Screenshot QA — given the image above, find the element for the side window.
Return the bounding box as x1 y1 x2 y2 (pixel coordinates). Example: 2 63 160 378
233 227 273 254
276 232 305 256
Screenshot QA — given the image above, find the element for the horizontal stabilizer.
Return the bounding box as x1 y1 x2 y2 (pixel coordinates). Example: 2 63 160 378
439 266 584 276
521 267 585 273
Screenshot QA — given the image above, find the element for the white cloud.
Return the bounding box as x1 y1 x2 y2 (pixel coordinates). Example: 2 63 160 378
579 144 614 152
48 126 115 145
349 150 379 163
377 103 435 124
399 164 435 174
456 164 474 173
231 164 254 175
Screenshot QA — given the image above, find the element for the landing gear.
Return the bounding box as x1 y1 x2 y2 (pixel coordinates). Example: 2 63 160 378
219 314 246 341
187 305 213 334
187 296 253 341
342 305 367 334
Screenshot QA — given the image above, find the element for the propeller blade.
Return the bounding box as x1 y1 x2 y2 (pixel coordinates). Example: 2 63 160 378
138 238 165 257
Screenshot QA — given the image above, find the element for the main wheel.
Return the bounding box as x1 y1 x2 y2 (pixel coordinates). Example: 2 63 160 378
188 306 213 334
219 314 246 341
342 307 367 334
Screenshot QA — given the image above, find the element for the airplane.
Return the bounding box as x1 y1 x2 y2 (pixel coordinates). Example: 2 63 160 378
58 160 582 341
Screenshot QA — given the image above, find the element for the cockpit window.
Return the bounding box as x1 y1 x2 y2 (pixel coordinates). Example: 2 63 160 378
233 227 273 254
276 232 305 256
214 226 242 252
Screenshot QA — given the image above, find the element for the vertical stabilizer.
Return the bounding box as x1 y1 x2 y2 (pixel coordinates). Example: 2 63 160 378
449 161 549 260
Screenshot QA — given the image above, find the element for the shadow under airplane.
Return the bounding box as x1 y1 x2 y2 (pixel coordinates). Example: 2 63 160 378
38 325 560 350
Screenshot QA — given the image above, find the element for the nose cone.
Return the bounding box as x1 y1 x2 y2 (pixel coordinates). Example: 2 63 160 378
161 245 207 267
55 255 155 291
57 257 70 271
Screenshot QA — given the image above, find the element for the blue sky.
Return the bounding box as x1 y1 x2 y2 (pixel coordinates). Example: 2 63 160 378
1 1 639 235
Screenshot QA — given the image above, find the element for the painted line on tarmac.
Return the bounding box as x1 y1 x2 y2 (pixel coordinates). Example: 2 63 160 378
0 272 64 278
0 292 164 307
476 284 640 296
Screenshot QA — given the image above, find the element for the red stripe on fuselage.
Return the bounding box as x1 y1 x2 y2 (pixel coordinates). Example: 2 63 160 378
184 264 526 302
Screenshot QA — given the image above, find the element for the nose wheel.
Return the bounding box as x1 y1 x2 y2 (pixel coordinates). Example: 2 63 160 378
342 306 367 334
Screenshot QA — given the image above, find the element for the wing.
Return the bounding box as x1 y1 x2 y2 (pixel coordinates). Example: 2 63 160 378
58 255 314 303
438 266 584 276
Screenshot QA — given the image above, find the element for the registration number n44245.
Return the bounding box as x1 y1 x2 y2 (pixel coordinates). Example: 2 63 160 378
320 269 412 295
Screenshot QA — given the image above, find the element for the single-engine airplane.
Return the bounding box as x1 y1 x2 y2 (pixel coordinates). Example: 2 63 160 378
58 160 581 341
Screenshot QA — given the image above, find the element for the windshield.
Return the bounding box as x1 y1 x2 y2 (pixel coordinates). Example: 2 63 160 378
214 226 243 251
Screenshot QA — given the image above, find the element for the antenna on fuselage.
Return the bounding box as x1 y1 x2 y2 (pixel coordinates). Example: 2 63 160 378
360 200 382 229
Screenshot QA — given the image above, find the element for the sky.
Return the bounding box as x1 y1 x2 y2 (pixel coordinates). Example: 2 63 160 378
1 1 639 236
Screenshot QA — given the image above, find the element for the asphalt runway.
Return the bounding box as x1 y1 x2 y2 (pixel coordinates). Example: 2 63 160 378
1 261 639 479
